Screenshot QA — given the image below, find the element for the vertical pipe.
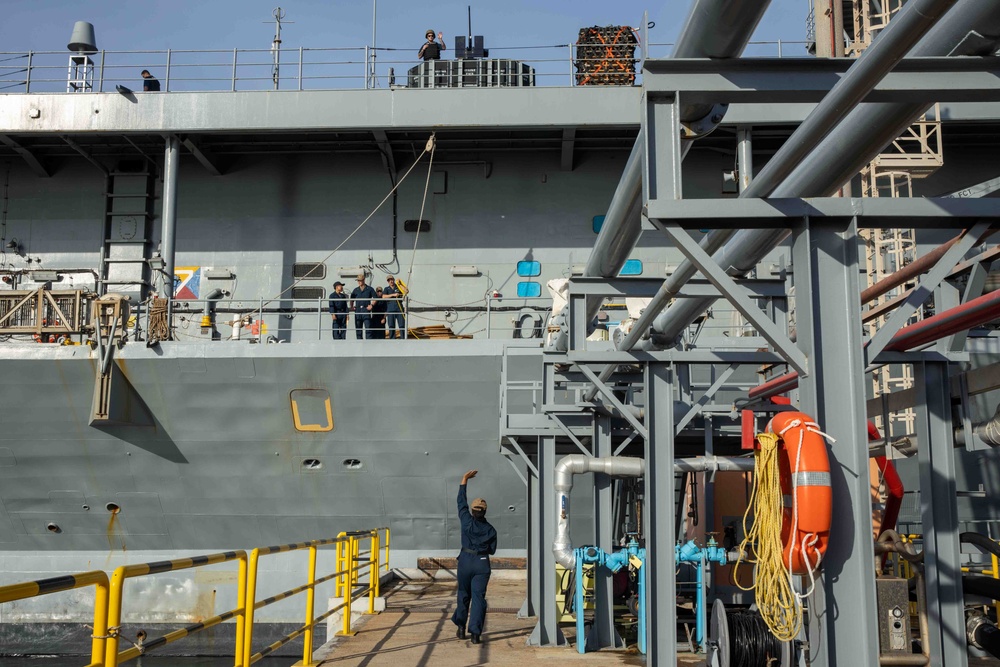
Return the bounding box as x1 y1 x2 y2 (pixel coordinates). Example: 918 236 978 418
736 126 753 193
91 578 109 667
364 46 370 90
164 49 171 91
575 554 586 654
298 47 303 91
98 50 105 92
162 136 180 328
232 49 237 92
234 554 247 667
486 294 492 338
25 52 32 93
243 550 260 663
569 44 574 86
371 0 377 88
104 568 126 667
303 545 318 665
696 554 705 648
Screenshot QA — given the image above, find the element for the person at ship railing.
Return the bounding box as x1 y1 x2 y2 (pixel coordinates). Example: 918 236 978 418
141 69 160 92
371 287 387 339
419 29 446 61
328 281 348 340
383 276 405 339
349 273 377 340
452 469 496 646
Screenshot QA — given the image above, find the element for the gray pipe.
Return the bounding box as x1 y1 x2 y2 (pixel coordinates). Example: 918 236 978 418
644 0 1000 346
549 0 773 353
161 136 180 299
552 455 755 568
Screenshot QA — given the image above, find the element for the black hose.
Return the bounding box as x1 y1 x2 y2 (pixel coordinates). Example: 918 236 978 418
974 622 1000 660
961 532 1000 560
963 574 1000 601
727 609 783 667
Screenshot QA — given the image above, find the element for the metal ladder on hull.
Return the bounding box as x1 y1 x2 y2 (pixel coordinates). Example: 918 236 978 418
98 164 156 299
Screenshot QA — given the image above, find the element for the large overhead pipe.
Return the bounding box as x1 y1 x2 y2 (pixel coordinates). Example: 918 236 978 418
552 455 755 568
550 0 772 352
639 0 998 349
748 288 1000 401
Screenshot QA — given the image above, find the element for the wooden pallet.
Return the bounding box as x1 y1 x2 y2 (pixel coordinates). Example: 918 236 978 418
406 325 472 340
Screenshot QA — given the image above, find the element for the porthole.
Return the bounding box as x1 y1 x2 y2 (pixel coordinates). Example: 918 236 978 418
302 458 323 470
106 502 120 513
342 458 363 470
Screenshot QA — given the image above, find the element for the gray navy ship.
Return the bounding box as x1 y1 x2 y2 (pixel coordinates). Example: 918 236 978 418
1 1 999 658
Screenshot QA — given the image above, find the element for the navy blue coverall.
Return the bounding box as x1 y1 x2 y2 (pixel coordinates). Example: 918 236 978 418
452 484 497 636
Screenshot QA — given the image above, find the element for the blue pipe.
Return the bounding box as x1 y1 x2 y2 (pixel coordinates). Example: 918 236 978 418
675 538 727 649
575 541 646 654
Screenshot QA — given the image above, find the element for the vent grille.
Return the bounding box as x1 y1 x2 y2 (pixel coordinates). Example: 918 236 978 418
291 286 325 300
293 262 327 280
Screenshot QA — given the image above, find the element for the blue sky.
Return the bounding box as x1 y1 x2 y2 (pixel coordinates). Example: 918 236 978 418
3 0 811 56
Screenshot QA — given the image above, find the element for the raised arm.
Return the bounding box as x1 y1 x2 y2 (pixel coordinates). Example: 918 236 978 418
458 469 477 528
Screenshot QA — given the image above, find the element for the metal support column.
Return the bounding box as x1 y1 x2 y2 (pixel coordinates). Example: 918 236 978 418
792 217 879 667
520 452 539 619
915 360 966 667
645 362 676 664
529 436 566 646
161 135 180 298
588 415 624 650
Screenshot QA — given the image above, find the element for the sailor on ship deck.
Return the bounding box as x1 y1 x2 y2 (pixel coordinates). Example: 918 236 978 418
452 469 496 645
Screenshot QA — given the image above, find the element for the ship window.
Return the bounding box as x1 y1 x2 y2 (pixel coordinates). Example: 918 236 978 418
291 286 326 300
619 259 643 276
293 262 327 280
516 282 541 298
593 215 605 234
404 219 431 232
290 389 334 432
516 261 541 277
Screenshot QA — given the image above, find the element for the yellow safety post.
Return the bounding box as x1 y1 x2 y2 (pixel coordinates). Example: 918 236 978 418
383 527 391 577
243 548 261 665
368 531 379 614
338 535 357 636
235 554 248 667
352 536 360 587
0 570 109 667
373 531 382 600
302 544 319 666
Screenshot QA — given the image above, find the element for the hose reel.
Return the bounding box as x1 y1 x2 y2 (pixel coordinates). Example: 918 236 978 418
707 600 792 667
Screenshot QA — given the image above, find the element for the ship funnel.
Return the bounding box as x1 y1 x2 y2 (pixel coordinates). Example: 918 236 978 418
67 21 98 54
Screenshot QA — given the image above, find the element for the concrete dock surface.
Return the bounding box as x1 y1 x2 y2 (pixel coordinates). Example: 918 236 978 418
313 572 703 666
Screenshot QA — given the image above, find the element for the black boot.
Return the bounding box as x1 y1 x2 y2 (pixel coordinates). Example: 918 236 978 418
471 634 481 644
456 626 466 640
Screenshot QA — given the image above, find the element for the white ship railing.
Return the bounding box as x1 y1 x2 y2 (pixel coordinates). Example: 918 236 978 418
0 40 810 94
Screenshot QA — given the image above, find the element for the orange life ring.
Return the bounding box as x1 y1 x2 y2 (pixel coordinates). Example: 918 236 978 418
768 411 832 576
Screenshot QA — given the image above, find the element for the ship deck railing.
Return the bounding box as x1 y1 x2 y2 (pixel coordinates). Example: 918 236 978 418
134 295 555 343
0 526 390 667
0 40 810 94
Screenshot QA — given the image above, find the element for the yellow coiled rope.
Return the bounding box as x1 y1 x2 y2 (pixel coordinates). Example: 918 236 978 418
733 431 802 642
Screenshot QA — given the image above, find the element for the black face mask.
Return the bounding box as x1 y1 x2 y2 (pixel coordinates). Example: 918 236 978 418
471 510 485 521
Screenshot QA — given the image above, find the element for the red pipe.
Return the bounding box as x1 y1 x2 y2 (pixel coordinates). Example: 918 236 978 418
748 288 1000 401
884 287 1000 351
869 422 904 540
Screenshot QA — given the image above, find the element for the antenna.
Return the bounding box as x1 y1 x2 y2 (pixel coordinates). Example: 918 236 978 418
264 7 294 90
467 5 472 46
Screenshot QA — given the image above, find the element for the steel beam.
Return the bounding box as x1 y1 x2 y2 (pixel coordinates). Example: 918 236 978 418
658 222 808 376
792 218 878 667
560 128 576 172
521 452 540 620
578 365 648 440
915 361 967 667
675 363 738 434
865 220 990 364
588 415 625 651
0 134 50 177
61 136 108 175
641 57 1000 105
644 362 676 663
528 436 566 646
371 129 396 176
180 135 224 176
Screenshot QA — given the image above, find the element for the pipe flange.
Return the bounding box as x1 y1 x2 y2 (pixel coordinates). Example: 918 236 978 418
680 103 730 140
967 610 990 649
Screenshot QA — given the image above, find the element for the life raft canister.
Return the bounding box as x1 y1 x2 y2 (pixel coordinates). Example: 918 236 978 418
768 411 833 576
